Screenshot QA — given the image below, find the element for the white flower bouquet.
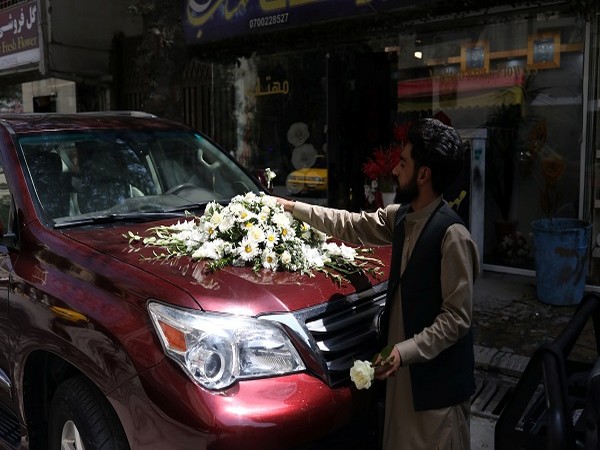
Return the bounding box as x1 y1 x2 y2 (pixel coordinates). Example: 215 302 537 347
126 192 383 285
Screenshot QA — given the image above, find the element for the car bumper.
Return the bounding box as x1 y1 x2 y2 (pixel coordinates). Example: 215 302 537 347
110 359 376 450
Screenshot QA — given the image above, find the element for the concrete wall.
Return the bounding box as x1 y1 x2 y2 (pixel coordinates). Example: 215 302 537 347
21 77 76 113
45 0 143 78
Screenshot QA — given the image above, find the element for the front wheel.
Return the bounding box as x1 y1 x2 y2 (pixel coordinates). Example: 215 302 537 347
48 376 130 450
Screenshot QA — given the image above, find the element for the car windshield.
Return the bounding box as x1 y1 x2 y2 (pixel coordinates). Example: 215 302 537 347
18 129 261 225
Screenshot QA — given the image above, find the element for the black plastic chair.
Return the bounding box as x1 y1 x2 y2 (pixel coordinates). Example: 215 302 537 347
495 292 600 450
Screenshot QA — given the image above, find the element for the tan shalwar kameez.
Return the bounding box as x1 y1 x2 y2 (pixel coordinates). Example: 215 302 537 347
293 197 480 450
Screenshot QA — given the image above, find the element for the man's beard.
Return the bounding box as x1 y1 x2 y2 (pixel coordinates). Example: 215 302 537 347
394 170 419 204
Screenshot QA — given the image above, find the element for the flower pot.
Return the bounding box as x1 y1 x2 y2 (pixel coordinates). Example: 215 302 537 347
531 218 591 306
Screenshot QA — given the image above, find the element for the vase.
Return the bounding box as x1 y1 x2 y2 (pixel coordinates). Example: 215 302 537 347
381 191 396 207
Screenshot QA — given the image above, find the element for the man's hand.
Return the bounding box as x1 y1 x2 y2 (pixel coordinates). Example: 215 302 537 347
373 346 401 380
275 197 295 213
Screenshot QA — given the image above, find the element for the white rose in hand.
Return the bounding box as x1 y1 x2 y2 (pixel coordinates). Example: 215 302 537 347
350 360 375 390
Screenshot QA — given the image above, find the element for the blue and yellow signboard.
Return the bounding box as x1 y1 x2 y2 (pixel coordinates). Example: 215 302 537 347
183 0 423 44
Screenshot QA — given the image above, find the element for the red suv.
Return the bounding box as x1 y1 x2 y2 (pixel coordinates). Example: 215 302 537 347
0 112 390 450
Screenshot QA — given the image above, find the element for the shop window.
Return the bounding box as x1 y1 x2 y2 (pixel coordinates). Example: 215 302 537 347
231 52 328 206
391 10 585 272
33 95 56 113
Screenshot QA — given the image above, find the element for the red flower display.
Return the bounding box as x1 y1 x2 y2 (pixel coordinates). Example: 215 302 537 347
362 144 402 192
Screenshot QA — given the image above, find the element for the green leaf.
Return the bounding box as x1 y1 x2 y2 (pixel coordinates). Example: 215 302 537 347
371 345 394 365
380 345 393 361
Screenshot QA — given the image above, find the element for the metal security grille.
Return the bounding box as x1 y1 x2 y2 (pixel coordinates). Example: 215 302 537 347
301 289 386 386
182 60 236 156
0 0 25 11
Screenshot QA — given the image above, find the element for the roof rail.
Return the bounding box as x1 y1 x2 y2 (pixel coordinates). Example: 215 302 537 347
75 111 157 118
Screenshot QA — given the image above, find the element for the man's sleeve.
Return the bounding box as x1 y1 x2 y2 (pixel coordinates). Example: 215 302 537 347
293 202 398 246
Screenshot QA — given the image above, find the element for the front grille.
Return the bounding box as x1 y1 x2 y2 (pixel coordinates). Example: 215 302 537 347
298 284 387 386
0 403 20 449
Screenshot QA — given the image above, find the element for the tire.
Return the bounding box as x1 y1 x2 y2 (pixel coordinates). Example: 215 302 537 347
48 376 130 450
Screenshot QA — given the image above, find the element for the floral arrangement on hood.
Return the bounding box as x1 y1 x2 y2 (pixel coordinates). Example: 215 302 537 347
126 192 383 285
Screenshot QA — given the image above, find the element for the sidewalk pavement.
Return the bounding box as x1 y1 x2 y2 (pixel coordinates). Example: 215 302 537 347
469 270 600 449
472 270 598 371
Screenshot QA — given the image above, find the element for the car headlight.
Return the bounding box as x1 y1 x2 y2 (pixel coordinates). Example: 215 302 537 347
148 302 305 390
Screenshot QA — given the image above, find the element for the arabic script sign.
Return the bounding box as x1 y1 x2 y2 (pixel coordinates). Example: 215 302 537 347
183 0 422 44
0 0 39 70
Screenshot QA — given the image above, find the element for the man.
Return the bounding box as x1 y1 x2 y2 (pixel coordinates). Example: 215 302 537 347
277 118 480 449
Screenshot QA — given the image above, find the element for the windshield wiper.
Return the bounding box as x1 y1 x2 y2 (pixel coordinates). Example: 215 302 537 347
162 199 231 214
53 211 187 228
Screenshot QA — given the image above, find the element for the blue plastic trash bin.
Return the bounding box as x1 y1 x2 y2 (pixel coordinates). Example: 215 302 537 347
531 218 592 306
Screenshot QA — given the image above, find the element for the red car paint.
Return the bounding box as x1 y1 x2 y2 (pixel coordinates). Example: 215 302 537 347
0 113 390 449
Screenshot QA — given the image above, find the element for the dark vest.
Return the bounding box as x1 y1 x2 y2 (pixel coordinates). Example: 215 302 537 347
382 201 475 411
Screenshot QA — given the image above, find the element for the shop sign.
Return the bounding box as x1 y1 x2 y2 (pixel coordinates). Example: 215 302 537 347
183 0 429 44
0 0 40 70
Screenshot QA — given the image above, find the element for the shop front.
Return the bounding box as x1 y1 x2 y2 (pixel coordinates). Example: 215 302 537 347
0 0 142 113
183 1 596 278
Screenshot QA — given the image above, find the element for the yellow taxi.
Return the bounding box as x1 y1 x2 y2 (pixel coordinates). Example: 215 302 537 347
286 155 327 194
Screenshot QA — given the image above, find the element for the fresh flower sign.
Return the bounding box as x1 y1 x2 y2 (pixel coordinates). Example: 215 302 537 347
126 192 383 285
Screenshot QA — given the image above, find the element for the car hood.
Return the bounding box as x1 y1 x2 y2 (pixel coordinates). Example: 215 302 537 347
62 222 392 316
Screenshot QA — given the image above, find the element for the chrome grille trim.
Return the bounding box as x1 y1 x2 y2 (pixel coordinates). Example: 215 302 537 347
263 282 387 387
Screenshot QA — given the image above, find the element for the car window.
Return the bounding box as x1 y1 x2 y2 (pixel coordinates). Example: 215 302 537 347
18 130 261 224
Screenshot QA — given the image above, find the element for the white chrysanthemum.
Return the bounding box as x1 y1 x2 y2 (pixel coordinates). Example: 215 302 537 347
173 228 203 250
248 225 266 243
313 229 328 242
204 201 223 216
262 195 278 208
257 206 271 222
339 243 356 261
322 242 341 256
192 240 223 260
304 246 324 268
322 242 356 261
279 225 296 241
209 211 223 226
217 215 234 233
227 202 244 219
170 219 197 231
243 192 258 203
238 237 260 261
201 221 218 240
271 212 291 228
264 228 279 247
261 249 278 270
237 208 255 223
